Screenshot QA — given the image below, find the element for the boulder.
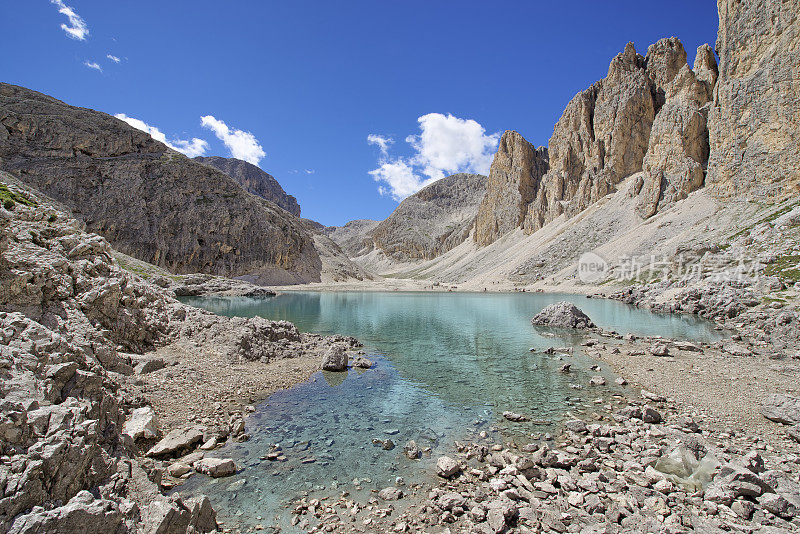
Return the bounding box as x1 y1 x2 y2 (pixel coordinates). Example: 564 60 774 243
195 458 237 478
502 411 529 422
351 356 374 369
436 456 461 478
378 487 403 501
531 301 595 329
321 344 348 372
146 427 205 459
760 394 800 425
122 406 160 441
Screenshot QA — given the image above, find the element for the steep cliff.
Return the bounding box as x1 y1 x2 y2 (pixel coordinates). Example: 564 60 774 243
0 83 321 284
193 155 301 216
473 132 548 246
475 38 719 246
706 0 800 199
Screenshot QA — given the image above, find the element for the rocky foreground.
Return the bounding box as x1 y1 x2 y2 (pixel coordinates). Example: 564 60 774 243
293 359 799 534
0 179 362 532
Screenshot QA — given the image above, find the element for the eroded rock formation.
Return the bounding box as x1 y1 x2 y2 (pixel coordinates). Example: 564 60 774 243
706 0 800 200
473 132 547 246
635 45 718 217
0 83 320 285
475 38 720 246
194 155 301 216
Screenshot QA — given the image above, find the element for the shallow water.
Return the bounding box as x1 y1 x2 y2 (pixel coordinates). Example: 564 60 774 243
178 291 720 531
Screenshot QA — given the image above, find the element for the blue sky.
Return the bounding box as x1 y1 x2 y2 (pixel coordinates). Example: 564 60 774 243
1 1 718 226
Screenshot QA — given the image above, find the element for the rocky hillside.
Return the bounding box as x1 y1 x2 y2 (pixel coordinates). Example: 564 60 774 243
194 155 301 216
0 83 320 285
325 219 379 257
328 173 487 262
370 173 486 261
0 174 357 532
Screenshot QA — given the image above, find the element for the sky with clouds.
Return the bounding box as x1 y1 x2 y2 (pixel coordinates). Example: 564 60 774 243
1 1 718 225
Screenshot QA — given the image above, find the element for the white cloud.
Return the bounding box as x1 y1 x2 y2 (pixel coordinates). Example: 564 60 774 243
114 114 209 157
107 54 121 63
51 0 88 41
408 113 500 181
369 160 432 201
84 60 102 72
368 113 499 200
200 115 265 165
367 134 393 157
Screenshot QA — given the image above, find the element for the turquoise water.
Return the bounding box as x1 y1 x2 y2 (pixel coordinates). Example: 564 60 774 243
177 291 720 531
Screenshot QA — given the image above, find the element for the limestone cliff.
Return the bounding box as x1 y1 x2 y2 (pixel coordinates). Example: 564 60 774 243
706 0 800 199
193 155 301 216
473 132 548 246
475 38 719 246
0 83 321 284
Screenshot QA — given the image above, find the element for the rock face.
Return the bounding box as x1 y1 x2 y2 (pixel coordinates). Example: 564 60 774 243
194 155 301 216
706 0 800 200
371 173 487 260
635 45 717 217
0 83 321 285
474 132 548 246
475 39 721 247
531 301 596 328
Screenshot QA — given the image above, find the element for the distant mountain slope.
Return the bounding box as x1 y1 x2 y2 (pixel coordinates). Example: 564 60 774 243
194 155 301 216
370 173 487 261
324 219 379 257
327 173 486 262
0 82 320 284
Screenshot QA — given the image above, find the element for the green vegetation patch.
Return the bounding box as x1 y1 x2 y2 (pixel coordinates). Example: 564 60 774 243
0 183 37 210
764 254 800 282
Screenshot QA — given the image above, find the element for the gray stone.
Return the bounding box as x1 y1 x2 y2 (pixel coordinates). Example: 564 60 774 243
761 394 800 425
147 427 205 459
321 344 348 372
531 301 595 329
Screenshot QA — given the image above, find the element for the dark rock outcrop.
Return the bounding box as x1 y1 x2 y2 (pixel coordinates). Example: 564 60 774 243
0 83 321 285
194 155 301 216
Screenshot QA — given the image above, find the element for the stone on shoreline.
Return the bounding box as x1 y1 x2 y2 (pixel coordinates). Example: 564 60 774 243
378 487 403 501
321 344 348 372
531 301 595 329
123 406 160 442
147 427 205 459
195 458 237 478
436 456 461 478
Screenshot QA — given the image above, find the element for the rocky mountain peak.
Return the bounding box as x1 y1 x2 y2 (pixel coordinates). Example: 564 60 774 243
473 131 548 247
193 156 301 216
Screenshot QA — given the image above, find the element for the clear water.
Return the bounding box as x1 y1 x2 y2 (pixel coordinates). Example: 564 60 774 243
177 291 721 531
